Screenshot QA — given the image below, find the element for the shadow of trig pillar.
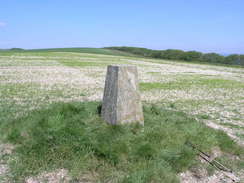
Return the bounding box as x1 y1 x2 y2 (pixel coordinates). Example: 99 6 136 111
101 65 144 125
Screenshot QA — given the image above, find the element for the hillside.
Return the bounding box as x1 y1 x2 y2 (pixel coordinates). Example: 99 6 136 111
2 47 244 67
0 47 135 57
107 46 244 67
0 51 243 182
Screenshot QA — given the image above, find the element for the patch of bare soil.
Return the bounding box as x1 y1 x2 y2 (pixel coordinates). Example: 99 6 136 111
0 143 14 183
180 170 240 183
25 169 71 183
25 169 94 183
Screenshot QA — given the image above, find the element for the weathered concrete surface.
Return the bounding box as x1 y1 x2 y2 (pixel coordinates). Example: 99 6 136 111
101 65 144 125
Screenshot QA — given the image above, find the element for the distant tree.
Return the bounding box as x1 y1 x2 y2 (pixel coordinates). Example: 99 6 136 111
202 53 225 63
161 49 185 60
10 48 24 51
150 50 162 58
240 55 244 66
182 51 202 61
106 47 243 66
224 54 240 65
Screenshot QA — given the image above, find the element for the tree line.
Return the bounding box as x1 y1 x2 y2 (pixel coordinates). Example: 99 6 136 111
106 47 244 66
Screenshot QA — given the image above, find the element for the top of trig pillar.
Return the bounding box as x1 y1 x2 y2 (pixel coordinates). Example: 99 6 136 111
107 64 137 68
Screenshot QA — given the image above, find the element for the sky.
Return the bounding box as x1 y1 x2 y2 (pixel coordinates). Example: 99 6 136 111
0 0 243 54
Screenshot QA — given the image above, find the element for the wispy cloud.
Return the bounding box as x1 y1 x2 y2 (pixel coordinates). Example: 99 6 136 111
0 21 6 27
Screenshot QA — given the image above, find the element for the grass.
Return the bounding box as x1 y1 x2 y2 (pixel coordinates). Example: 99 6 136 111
139 77 244 91
221 123 244 130
27 48 136 57
58 59 130 67
236 133 244 140
2 102 243 182
60 60 108 67
0 50 244 181
0 47 136 57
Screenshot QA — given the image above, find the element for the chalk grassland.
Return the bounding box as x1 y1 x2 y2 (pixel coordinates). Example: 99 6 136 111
0 51 244 182
1 52 243 143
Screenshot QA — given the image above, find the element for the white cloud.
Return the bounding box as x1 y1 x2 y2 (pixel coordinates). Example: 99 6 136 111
0 21 6 27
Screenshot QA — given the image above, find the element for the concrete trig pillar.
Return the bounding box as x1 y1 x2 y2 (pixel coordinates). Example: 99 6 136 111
101 65 144 125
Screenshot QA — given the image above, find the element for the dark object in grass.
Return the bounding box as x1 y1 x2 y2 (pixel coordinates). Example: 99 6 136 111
186 141 232 172
97 104 102 116
186 141 238 182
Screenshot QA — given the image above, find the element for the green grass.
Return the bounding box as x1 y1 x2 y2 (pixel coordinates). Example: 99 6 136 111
28 48 135 56
0 48 135 57
1 47 243 68
236 133 244 140
221 123 244 130
60 60 108 67
59 60 129 68
140 78 244 91
2 102 243 182
1 50 243 182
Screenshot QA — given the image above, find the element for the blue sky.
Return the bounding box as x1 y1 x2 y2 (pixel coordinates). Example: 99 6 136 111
0 0 243 54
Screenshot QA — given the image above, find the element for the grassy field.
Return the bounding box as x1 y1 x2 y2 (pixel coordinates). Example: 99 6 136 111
0 51 243 182
0 47 136 57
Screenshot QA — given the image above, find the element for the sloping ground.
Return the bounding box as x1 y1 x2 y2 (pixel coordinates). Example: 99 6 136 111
0 47 136 57
0 51 243 182
1 52 243 144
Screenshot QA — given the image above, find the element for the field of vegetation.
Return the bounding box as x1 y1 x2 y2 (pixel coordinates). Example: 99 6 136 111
0 49 243 182
107 47 244 66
